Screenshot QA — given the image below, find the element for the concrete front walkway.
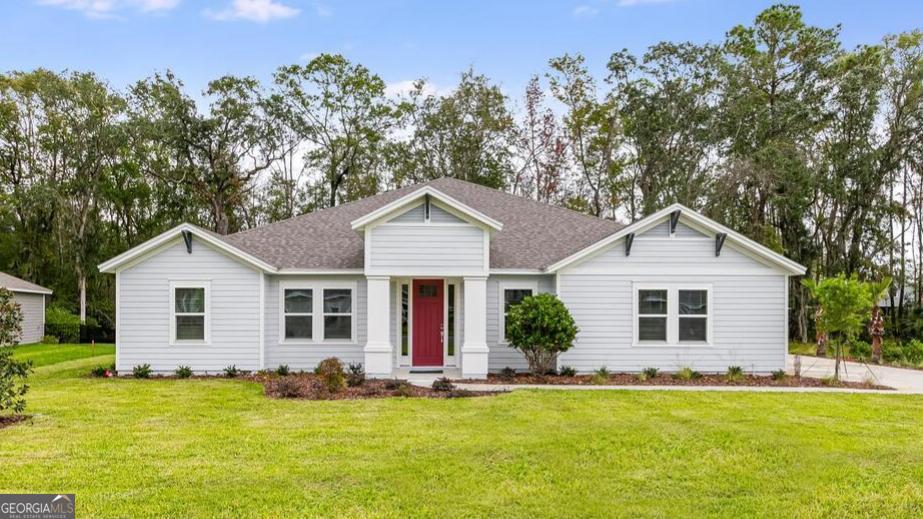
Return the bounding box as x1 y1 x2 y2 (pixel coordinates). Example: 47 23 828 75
788 354 923 393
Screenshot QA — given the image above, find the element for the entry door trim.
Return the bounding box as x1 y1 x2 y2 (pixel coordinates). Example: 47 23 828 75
412 279 444 367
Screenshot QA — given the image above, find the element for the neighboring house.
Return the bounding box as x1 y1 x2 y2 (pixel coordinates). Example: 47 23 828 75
0 272 52 344
98 178 805 377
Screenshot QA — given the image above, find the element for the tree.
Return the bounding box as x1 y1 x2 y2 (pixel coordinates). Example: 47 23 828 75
802 275 873 380
505 293 579 375
511 75 567 203
128 71 282 235
391 70 515 189
273 54 397 207
867 278 892 363
0 288 23 346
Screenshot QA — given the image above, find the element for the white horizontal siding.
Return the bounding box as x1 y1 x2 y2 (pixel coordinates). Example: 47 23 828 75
264 275 367 371
368 224 486 274
118 237 261 373
643 220 705 238
557 232 787 373
13 292 44 344
486 275 555 372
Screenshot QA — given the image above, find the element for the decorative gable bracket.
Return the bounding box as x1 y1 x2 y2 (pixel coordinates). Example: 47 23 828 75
182 230 193 254
669 210 681 235
715 233 727 257
625 233 635 256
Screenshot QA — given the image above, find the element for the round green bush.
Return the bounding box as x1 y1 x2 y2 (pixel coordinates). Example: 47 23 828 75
505 293 578 374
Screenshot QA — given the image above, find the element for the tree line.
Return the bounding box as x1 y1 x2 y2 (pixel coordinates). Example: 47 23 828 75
1 5 921 341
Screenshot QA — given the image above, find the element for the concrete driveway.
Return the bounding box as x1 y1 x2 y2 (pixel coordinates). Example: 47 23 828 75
788 354 923 393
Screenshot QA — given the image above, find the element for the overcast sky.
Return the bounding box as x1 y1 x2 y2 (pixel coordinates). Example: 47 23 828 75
4 0 922 98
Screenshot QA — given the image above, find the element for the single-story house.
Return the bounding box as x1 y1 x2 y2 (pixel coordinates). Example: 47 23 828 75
98 177 805 377
0 272 53 345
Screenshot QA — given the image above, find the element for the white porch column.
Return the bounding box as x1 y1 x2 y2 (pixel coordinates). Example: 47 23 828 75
461 276 489 379
364 276 392 377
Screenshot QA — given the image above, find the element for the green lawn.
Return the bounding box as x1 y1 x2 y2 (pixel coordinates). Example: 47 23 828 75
2 348 923 517
12 342 115 368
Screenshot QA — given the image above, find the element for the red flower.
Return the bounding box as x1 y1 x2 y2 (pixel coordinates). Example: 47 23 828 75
104 370 113 378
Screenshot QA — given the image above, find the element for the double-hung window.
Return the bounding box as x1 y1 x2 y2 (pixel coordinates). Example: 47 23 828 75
283 288 313 340
171 281 208 344
500 283 537 343
635 285 710 345
280 282 355 343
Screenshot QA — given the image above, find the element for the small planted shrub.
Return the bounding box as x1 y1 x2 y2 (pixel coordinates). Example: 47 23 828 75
558 366 577 377
499 367 517 380
395 382 414 397
175 365 193 378
346 363 365 387
821 376 838 387
848 340 872 361
903 339 923 365
674 366 701 381
132 364 152 379
270 376 303 398
590 367 610 385
432 377 455 392
0 347 32 414
90 364 114 378
41 335 59 345
771 369 787 381
635 372 649 382
316 357 345 392
275 364 290 376
223 365 240 378
505 293 578 374
43 305 79 344
725 366 744 382
383 379 404 390
642 367 659 379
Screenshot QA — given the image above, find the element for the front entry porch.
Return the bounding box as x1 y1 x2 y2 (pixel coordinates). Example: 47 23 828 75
364 275 489 379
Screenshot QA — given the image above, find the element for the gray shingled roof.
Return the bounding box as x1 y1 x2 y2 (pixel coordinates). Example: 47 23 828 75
0 272 52 294
222 177 624 270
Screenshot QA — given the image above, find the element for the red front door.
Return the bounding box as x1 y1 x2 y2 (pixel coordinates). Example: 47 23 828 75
412 279 444 367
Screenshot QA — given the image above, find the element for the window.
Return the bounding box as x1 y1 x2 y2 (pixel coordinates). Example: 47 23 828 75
637 289 668 341
447 284 456 356
323 288 353 340
171 282 208 343
500 284 535 343
283 288 312 340
679 290 708 342
401 284 409 356
634 285 711 345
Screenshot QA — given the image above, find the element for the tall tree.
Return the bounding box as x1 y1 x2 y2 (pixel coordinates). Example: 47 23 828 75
512 75 567 203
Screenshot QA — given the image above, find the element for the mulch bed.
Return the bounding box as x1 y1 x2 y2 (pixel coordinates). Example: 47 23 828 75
465 373 893 390
252 373 497 400
0 415 29 430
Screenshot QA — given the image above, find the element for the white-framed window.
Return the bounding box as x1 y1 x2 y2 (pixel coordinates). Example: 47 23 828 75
279 281 357 344
282 288 313 341
499 281 538 343
169 281 209 344
633 284 711 345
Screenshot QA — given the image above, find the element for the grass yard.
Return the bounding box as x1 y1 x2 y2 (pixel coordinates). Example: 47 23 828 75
2 347 923 517
11 342 115 368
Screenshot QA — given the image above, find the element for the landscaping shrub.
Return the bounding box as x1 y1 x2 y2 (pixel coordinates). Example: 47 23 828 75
276 364 290 376
642 367 659 379
44 305 80 343
882 339 904 363
848 340 872 361
383 379 403 390
0 288 23 347
558 366 577 377
132 364 151 379
223 365 240 378
270 376 302 398
432 377 455 392
771 369 787 381
725 366 744 382
346 363 365 387
674 367 701 381
41 335 59 345
175 365 193 378
394 382 413 397
90 364 114 378
0 347 32 414
902 339 923 365
316 357 345 392
590 367 609 385
505 293 578 374
499 367 517 380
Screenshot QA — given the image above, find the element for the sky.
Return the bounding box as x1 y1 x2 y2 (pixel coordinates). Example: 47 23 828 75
3 0 922 100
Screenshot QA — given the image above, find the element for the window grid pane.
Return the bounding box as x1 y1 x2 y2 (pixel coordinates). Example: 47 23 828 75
679 290 707 315
323 289 352 314
284 289 313 314
638 316 667 341
285 315 312 339
638 290 667 315
679 317 707 341
324 316 352 340
175 287 205 313
176 315 205 340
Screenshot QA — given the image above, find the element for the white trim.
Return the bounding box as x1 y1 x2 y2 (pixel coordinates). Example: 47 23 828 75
278 279 358 345
489 269 544 275
350 186 503 231
784 277 790 369
277 269 365 275
5 287 53 295
258 271 265 370
631 283 712 347
98 223 276 274
498 280 538 344
546 204 806 275
115 271 120 370
169 280 211 345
